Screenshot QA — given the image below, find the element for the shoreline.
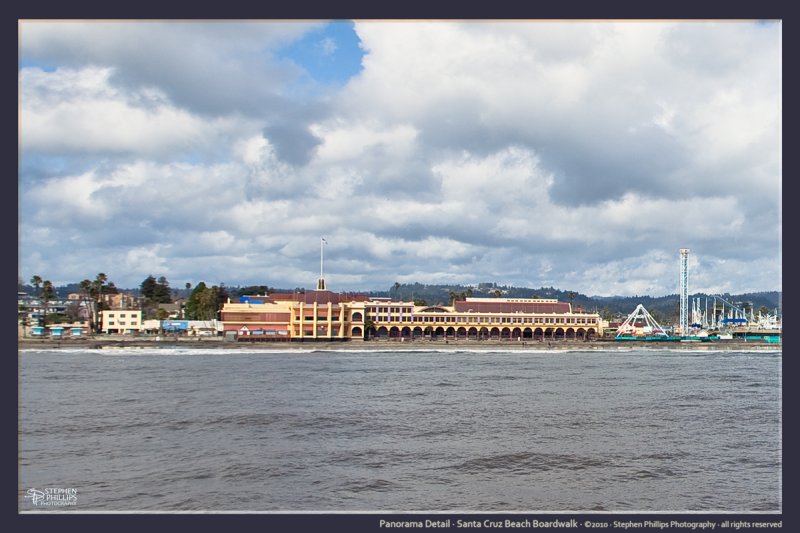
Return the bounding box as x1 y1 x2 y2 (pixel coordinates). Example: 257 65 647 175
18 336 781 351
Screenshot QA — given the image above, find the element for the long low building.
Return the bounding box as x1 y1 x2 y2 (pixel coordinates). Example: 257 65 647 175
367 297 601 341
220 282 603 342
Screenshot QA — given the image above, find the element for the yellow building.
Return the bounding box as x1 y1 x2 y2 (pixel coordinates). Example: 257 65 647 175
101 309 143 334
220 290 368 341
221 287 601 342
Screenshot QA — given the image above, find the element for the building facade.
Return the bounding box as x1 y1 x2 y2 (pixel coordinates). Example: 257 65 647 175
365 297 601 340
101 309 143 334
220 289 602 342
220 290 369 341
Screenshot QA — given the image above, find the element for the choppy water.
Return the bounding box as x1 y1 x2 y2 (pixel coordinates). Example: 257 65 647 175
19 347 781 512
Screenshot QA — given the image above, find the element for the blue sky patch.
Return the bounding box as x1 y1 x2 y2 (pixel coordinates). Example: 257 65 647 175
277 20 363 86
18 57 57 72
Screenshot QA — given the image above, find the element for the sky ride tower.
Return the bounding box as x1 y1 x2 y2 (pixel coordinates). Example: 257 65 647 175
679 248 689 336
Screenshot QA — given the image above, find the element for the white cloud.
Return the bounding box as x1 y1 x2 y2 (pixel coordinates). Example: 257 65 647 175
20 66 254 158
18 21 781 296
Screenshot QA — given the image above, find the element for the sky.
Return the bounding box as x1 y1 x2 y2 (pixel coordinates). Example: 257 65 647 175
18 20 782 297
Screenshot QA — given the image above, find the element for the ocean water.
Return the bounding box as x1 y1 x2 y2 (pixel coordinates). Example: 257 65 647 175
19 347 781 512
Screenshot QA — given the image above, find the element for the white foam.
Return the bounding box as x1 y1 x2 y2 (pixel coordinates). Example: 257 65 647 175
18 346 781 357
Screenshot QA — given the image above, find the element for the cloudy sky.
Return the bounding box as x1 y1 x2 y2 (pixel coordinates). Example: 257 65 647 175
18 20 781 297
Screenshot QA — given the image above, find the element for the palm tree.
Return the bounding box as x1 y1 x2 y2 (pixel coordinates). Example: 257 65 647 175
182 283 192 319
30 275 43 326
41 280 55 329
30 275 42 295
393 282 401 300
79 279 94 332
92 273 108 332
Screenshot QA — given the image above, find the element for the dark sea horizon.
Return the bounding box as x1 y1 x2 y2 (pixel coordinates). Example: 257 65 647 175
19 347 781 513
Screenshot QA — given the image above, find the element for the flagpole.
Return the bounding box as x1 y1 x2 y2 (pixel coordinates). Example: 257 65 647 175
317 237 328 291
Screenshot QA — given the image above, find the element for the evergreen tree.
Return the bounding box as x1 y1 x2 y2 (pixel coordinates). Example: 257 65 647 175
186 282 221 320
181 283 228 321
140 275 157 300
154 276 172 303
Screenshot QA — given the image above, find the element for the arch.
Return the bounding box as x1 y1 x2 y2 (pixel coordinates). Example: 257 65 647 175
351 326 363 338
501 327 512 339
351 311 363 322
413 326 424 337
480 327 490 340
586 328 597 340
522 327 533 339
434 326 445 337
576 328 586 340
456 327 467 338
365 326 376 339
566 327 575 339
511 327 522 340
401 326 412 337
554 327 565 340
389 326 400 338
490 327 501 339
377 326 389 337
534 327 544 340
544 328 554 339
419 306 450 313
445 326 456 337
468 327 478 339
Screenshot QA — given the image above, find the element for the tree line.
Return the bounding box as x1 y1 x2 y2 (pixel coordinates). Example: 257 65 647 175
20 273 230 327
20 275 781 329
138 276 229 321
22 273 119 332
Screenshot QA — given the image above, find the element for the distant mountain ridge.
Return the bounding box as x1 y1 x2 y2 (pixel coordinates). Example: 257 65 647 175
368 283 782 323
